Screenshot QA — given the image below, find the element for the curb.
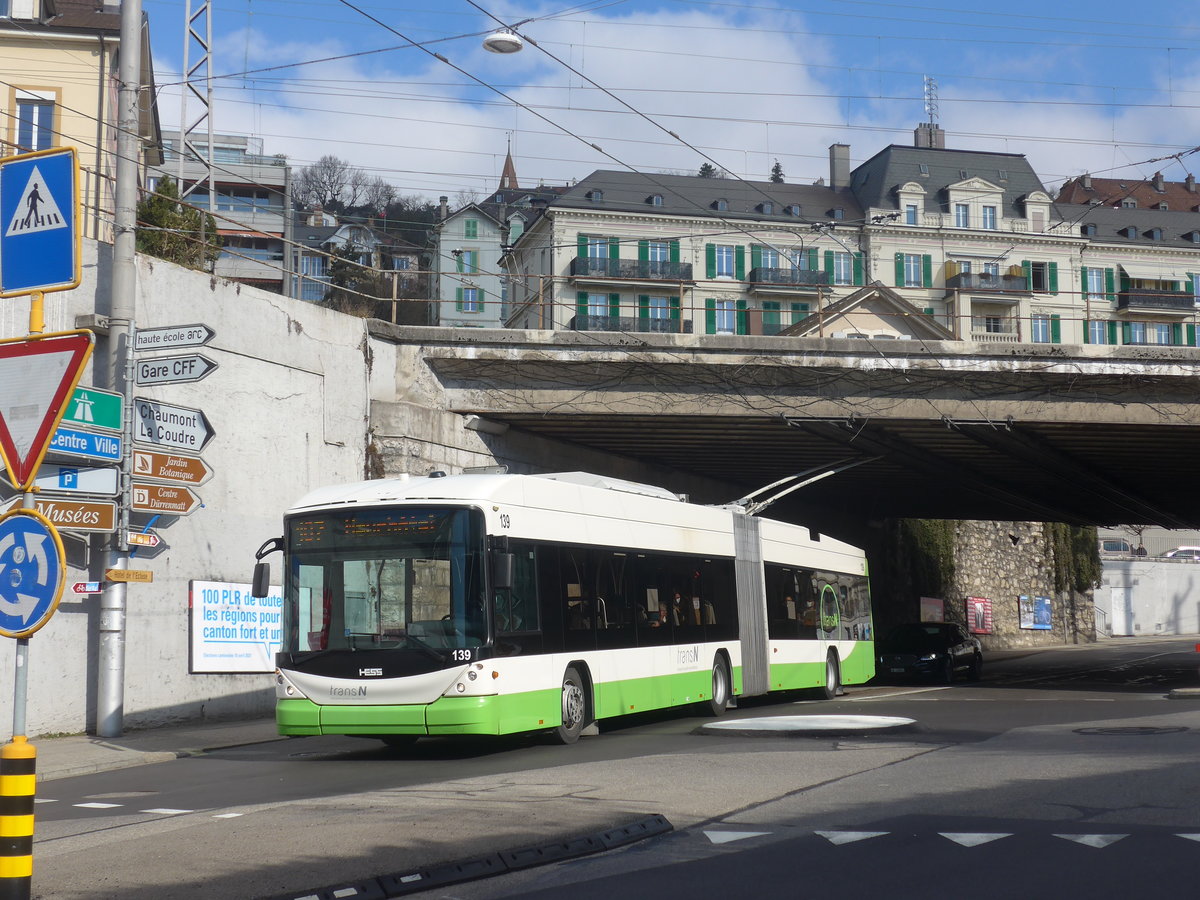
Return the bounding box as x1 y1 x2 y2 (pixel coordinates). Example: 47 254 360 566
259 814 673 900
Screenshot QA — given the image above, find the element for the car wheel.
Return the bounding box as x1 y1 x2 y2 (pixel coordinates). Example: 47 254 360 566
968 653 983 681
552 666 587 745
941 657 955 684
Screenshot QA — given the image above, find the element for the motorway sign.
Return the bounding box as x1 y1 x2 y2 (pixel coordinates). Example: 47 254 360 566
127 531 160 548
0 331 94 488
133 398 214 453
33 464 119 496
48 426 121 461
61 386 122 432
105 569 153 584
5 496 117 533
131 449 211 486
131 482 202 515
72 582 101 594
135 354 217 386
134 324 215 352
0 508 65 637
0 147 80 296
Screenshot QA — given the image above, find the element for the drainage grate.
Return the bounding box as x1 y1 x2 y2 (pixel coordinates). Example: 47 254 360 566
1074 726 1188 736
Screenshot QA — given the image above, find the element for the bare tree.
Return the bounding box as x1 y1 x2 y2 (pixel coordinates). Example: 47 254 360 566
296 155 370 212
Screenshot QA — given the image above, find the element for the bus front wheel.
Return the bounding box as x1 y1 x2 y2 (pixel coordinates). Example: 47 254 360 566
820 652 841 700
553 666 587 744
705 656 731 716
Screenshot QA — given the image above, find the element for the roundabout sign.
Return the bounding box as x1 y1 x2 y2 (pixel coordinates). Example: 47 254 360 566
0 508 65 637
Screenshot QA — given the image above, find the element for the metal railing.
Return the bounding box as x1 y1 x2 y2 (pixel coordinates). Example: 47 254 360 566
948 272 1028 292
569 314 693 334
1116 290 1195 312
570 258 693 281
748 267 830 287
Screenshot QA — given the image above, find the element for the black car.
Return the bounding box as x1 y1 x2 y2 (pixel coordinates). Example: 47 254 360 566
876 622 982 683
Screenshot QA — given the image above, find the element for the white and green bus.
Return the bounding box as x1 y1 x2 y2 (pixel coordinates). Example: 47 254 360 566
252 470 874 745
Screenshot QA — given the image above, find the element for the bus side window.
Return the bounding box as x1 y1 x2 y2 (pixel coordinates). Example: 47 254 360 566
498 546 539 633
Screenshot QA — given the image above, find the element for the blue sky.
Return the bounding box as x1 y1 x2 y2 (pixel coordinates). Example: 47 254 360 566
145 0 1200 200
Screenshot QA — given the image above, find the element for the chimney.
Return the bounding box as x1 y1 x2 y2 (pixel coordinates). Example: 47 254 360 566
438 195 449 221
1081 174 1092 191
1153 172 1165 192
1188 174 1196 193
914 122 945 149
829 144 849 190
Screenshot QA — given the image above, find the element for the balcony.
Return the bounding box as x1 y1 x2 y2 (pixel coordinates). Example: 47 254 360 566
569 257 693 284
946 272 1028 293
748 267 829 293
569 315 693 334
1116 289 1196 315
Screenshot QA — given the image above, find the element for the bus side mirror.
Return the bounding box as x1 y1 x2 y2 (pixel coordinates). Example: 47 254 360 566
251 562 271 598
492 552 514 591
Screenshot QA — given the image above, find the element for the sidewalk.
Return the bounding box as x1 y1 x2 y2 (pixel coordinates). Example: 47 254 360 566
27 717 281 782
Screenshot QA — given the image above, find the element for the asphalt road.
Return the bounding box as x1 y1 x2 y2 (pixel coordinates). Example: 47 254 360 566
31 636 1200 899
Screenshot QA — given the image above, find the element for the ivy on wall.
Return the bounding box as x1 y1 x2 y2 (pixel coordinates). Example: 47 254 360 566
893 518 957 598
1047 523 1102 593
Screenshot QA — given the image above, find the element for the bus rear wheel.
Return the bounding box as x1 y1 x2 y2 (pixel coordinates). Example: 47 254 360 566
705 656 731 717
820 652 841 700
553 666 587 745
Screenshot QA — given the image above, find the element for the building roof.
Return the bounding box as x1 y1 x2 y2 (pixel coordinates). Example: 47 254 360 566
0 0 120 33
294 222 421 253
1057 173 1200 211
780 282 956 340
552 170 863 225
849 145 1047 220
1055 202 1200 252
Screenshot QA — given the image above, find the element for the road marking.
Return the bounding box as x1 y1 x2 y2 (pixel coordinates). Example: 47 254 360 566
74 802 121 809
141 808 191 815
1053 834 1127 848
33 798 57 804
704 830 770 844
815 831 888 845
940 833 1011 846
212 812 243 819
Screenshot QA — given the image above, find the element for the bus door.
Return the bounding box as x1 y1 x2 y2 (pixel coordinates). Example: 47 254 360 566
733 514 769 697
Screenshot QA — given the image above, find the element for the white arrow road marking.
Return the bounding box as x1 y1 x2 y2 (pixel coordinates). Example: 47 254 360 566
940 833 1012 847
23 532 48 586
141 808 191 815
1178 834 1200 842
1053 834 1127 848
815 831 889 845
704 830 771 844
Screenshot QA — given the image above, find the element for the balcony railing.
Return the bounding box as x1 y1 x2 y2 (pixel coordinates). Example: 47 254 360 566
569 314 693 334
748 267 830 288
570 258 693 282
947 273 1028 292
1116 289 1196 313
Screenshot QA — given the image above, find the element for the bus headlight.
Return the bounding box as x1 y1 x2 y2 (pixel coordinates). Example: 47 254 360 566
456 683 466 693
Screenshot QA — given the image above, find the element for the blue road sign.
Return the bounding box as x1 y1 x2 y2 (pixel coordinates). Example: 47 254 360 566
0 147 79 296
0 509 65 637
48 426 122 461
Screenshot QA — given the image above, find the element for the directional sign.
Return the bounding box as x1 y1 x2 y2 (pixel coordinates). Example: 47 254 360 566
131 449 211 486
134 324 215 352
33 464 119 496
131 482 202 515
0 508 65 637
127 531 160 548
105 569 153 584
135 354 217 386
133 398 213 453
61 386 122 432
5 496 117 533
48 426 121 461
0 331 94 489
0 147 80 296
72 582 101 594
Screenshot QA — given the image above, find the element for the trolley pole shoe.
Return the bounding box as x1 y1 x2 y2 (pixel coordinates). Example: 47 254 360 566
0 736 35 900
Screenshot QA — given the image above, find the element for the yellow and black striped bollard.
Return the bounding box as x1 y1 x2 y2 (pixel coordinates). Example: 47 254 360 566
0 736 35 900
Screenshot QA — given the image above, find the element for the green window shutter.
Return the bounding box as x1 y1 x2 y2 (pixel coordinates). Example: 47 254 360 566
894 252 905 286
464 219 477 239
1050 314 1061 344
609 293 620 318
638 240 648 262
1082 320 1090 344
608 237 619 260
705 298 717 334
669 296 680 321
1119 270 1130 293
807 247 819 270
825 249 835 277
1080 266 1088 297
1172 323 1183 346
923 307 935 315
576 291 588 320
1021 260 1031 287
455 287 463 312
853 252 864 286
1189 274 1197 297
1107 321 1118 345
1105 268 1116 303
735 246 746 280
638 294 650 319
577 234 588 258
1048 262 1059 294
1188 324 1197 346
736 299 748 335
750 245 763 271
791 302 809 316
762 301 780 335
1121 321 1132 344
705 244 716 279
669 240 680 264
922 254 933 288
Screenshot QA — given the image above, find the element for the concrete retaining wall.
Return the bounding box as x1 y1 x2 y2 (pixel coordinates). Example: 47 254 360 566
1100 559 1200 636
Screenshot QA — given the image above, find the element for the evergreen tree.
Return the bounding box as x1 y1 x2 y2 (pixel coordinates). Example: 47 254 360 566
135 177 220 271
323 241 386 317
770 160 785 183
698 162 718 178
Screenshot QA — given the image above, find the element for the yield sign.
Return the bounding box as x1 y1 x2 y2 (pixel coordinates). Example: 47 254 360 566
0 331 94 489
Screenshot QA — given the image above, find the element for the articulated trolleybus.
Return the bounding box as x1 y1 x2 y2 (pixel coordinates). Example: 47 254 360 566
252 471 874 745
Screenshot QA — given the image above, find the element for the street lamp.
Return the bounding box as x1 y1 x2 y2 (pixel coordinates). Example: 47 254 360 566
482 29 523 53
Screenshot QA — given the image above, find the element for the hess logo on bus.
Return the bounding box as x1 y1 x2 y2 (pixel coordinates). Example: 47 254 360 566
359 667 383 677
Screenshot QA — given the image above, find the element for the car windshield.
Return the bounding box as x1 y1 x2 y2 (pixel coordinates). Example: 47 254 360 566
882 623 951 652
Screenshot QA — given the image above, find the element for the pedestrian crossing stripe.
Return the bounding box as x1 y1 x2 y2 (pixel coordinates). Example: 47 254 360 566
5 165 67 238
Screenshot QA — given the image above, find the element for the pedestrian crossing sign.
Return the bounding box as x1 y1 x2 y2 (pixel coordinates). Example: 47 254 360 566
0 147 80 297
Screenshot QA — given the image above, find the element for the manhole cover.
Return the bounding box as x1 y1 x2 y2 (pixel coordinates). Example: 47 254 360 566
1074 726 1188 736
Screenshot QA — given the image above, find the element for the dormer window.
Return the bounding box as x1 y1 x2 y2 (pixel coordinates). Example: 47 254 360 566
760 201 774 215
1157 202 1169 210
787 204 801 217
997 169 1008 181
713 198 728 211
1118 226 1136 238
918 164 929 175
586 190 603 202
1145 227 1163 241
1081 223 1097 236
828 208 844 220
1185 231 1200 243
1121 198 1137 208
648 194 663 206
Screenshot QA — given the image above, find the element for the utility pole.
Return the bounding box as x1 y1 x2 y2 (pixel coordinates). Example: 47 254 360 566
97 0 143 738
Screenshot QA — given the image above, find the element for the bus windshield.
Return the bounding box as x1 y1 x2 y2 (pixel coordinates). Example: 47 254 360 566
282 506 487 653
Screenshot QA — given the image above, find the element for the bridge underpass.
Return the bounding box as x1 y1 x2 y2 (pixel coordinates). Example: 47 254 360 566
374 324 1200 529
